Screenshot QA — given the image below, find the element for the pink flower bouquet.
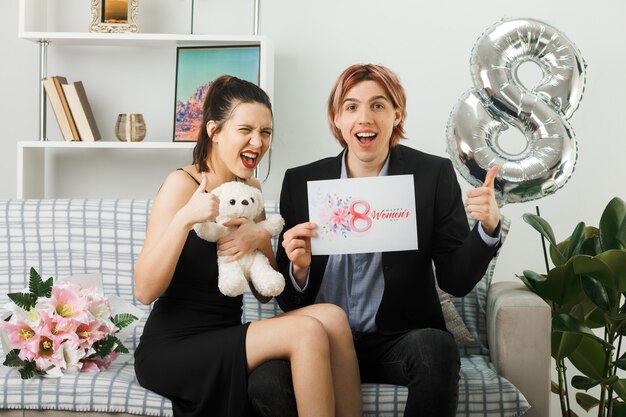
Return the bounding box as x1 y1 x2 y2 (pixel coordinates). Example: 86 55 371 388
0 268 141 379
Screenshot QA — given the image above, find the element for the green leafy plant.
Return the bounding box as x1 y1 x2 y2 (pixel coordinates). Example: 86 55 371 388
519 197 626 417
7 267 53 311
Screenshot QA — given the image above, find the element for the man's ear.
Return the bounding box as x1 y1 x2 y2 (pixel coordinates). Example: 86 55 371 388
393 109 402 127
334 114 341 131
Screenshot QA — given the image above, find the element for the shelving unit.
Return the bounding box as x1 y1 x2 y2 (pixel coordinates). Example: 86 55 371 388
17 0 274 199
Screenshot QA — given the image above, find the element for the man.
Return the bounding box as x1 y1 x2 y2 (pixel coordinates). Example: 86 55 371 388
249 64 501 417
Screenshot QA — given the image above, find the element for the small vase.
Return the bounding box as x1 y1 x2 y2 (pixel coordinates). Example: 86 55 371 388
115 113 146 142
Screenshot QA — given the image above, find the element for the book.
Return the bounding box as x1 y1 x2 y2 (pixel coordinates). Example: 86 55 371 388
61 81 101 142
42 76 81 141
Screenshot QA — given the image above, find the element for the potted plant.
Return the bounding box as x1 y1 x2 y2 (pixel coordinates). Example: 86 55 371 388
519 197 626 417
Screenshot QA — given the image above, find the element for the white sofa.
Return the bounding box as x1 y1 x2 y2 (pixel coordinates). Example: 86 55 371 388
0 199 550 417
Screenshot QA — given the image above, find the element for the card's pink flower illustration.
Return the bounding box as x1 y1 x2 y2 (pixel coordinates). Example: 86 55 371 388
329 206 351 230
314 193 355 239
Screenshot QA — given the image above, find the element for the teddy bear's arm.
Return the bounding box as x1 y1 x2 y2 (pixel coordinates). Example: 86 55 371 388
257 214 285 237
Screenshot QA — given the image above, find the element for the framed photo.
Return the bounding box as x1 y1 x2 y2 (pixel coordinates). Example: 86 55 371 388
90 0 138 33
173 45 261 142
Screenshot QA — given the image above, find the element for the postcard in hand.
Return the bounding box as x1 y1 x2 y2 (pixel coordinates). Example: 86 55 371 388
307 175 418 255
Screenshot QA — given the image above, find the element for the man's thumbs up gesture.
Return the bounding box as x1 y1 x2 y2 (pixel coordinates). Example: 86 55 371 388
465 166 500 236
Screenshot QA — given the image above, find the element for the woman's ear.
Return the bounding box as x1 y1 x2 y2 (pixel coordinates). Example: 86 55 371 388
207 121 218 142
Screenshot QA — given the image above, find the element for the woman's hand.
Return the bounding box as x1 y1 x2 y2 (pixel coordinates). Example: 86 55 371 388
179 172 220 228
217 218 270 261
282 222 316 281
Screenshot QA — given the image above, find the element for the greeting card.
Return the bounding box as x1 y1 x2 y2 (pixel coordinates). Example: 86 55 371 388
307 175 418 255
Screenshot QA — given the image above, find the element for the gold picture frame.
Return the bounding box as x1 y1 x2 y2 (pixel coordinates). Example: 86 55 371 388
90 0 138 33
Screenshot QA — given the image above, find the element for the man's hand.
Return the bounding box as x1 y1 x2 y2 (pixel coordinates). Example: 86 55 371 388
466 166 500 236
282 222 317 281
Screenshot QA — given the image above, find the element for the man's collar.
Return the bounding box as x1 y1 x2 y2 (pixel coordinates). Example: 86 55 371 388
340 148 391 179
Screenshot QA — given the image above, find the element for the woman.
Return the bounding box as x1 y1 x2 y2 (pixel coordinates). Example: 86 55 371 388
134 75 362 417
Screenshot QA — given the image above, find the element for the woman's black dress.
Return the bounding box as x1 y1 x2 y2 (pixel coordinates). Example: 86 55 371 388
134 229 251 417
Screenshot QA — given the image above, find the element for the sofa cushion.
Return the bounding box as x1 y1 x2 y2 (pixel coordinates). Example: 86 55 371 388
451 216 512 357
437 285 475 346
0 356 170 415
359 355 528 417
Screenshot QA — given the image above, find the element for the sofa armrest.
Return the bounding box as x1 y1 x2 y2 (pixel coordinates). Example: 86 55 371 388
487 281 551 417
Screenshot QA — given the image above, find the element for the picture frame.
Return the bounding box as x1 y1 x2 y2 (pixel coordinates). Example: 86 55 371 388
90 0 138 33
173 45 261 142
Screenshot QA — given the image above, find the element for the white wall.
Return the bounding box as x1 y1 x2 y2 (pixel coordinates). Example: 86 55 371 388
1 1 625 415
0 1 37 199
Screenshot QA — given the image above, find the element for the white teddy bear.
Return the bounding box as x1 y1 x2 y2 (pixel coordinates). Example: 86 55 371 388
193 181 286 298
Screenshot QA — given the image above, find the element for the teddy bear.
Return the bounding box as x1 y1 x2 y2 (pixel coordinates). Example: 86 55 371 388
193 181 286 298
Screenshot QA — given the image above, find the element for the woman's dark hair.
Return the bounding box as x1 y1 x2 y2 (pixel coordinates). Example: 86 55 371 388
193 75 272 172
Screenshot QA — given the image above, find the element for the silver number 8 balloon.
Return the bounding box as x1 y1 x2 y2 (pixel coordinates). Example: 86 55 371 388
446 18 586 205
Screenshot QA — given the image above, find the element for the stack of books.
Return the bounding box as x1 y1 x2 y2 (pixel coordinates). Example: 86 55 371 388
42 76 102 141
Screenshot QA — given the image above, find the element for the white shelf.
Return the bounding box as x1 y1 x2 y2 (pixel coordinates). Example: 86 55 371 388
17 141 197 199
19 141 196 150
19 32 269 48
18 0 266 47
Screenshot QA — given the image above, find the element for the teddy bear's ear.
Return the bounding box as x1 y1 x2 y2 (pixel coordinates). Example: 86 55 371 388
211 183 223 198
252 187 264 217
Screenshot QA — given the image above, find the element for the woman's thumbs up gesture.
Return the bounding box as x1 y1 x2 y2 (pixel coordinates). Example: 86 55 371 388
183 172 220 227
